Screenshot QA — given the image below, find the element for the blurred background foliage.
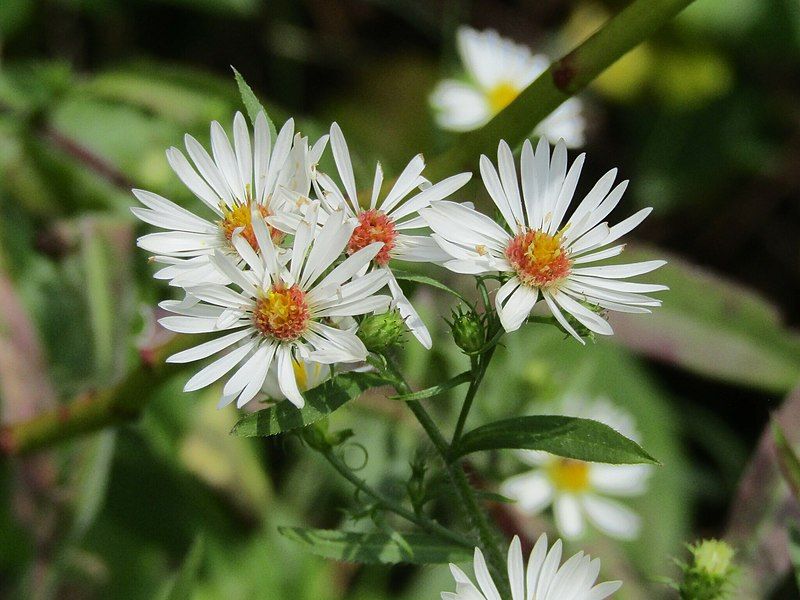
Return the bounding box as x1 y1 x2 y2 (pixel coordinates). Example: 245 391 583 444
0 0 799 598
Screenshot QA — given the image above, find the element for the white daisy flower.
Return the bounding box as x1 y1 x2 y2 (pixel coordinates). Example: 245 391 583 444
261 356 332 401
442 534 621 600
133 112 303 287
160 202 391 409
422 138 667 343
431 26 586 147
314 122 472 349
500 396 652 541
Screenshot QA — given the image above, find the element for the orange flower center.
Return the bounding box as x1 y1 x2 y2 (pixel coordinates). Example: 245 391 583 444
253 285 309 341
547 458 591 493
487 81 519 113
347 209 396 266
220 201 283 251
506 229 571 288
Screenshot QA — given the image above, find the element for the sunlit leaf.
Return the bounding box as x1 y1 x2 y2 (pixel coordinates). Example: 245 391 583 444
773 421 800 502
452 415 659 465
390 371 470 401
278 527 471 565
231 372 391 438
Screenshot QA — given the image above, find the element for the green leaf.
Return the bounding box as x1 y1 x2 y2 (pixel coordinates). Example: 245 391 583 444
390 371 471 401
231 372 390 437
790 523 800 593
773 421 800 501
392 269 469 304
232 67 277 140
158 533 205 600
278 527 472 565
453 415 659 465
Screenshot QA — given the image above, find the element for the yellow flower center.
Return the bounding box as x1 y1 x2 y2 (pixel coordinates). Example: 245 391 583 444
547 458 591 493
487 81 520 113
220 200 283 251
506 229 572 288
253 285 309 341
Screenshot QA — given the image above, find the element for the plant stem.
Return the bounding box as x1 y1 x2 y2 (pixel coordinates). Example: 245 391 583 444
0 335 197 456
425 0 699 180
316 445 475 549
381 356 509 594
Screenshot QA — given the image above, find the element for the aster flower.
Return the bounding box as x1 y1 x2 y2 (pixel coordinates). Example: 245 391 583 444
159 202 390 409
133 112 303 287
314 122 472 349
422 138 667 343
261 356 332 401
430 26 586 147
500 396 652 541
442 534 621 600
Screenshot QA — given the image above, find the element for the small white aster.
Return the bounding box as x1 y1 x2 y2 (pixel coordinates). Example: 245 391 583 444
442 534 621 600
160 202 390 409
422 138 667 343
261 356 332 401
501 396 652 541
431 26 586 147
133 112 303 287
314 122 472 349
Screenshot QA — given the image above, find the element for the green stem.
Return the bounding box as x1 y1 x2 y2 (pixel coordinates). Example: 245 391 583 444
426 0 699 180
381 356 509 594
0 335 200 456
316 445 475 549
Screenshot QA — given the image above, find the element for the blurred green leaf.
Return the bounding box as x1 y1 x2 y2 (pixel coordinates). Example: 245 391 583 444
158 533 205 600
70 431 118 541
452 415 659 465
610 246 800 392
278 527 471 565
233 68 277 140
231 372 391 438
392 269 470 304
773 421 800 501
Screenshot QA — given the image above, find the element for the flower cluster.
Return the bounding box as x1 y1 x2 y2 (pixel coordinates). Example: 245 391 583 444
134 112 665 410
134 114 471 408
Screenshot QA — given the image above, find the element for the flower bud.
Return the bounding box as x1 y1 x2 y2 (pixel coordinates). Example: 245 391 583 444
357 310 406 353
679 539 736 600
448 306 485 354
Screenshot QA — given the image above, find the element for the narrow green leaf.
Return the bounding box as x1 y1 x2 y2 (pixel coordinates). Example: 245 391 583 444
392 270 469 304
231 372 390 437
232 67 277 139
453 416 659 465
278 527 472 565
158 533 205 600
789 523 800 592
773 421 800 501
390 371 471 401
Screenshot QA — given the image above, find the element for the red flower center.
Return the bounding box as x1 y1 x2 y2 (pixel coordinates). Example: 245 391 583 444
347 209 397 266
253 285 310 341
506 229 571 288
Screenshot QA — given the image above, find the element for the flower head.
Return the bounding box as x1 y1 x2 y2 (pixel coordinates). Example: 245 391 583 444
442 534 621 600
134 112 304 287
423 138 667 343
160 203 390 409
315 122 472 348
430 27 585 147
500 396 651 540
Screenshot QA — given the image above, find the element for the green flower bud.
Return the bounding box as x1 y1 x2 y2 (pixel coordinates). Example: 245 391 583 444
679 539 736 600
357 311 406 353
448 306 485 354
